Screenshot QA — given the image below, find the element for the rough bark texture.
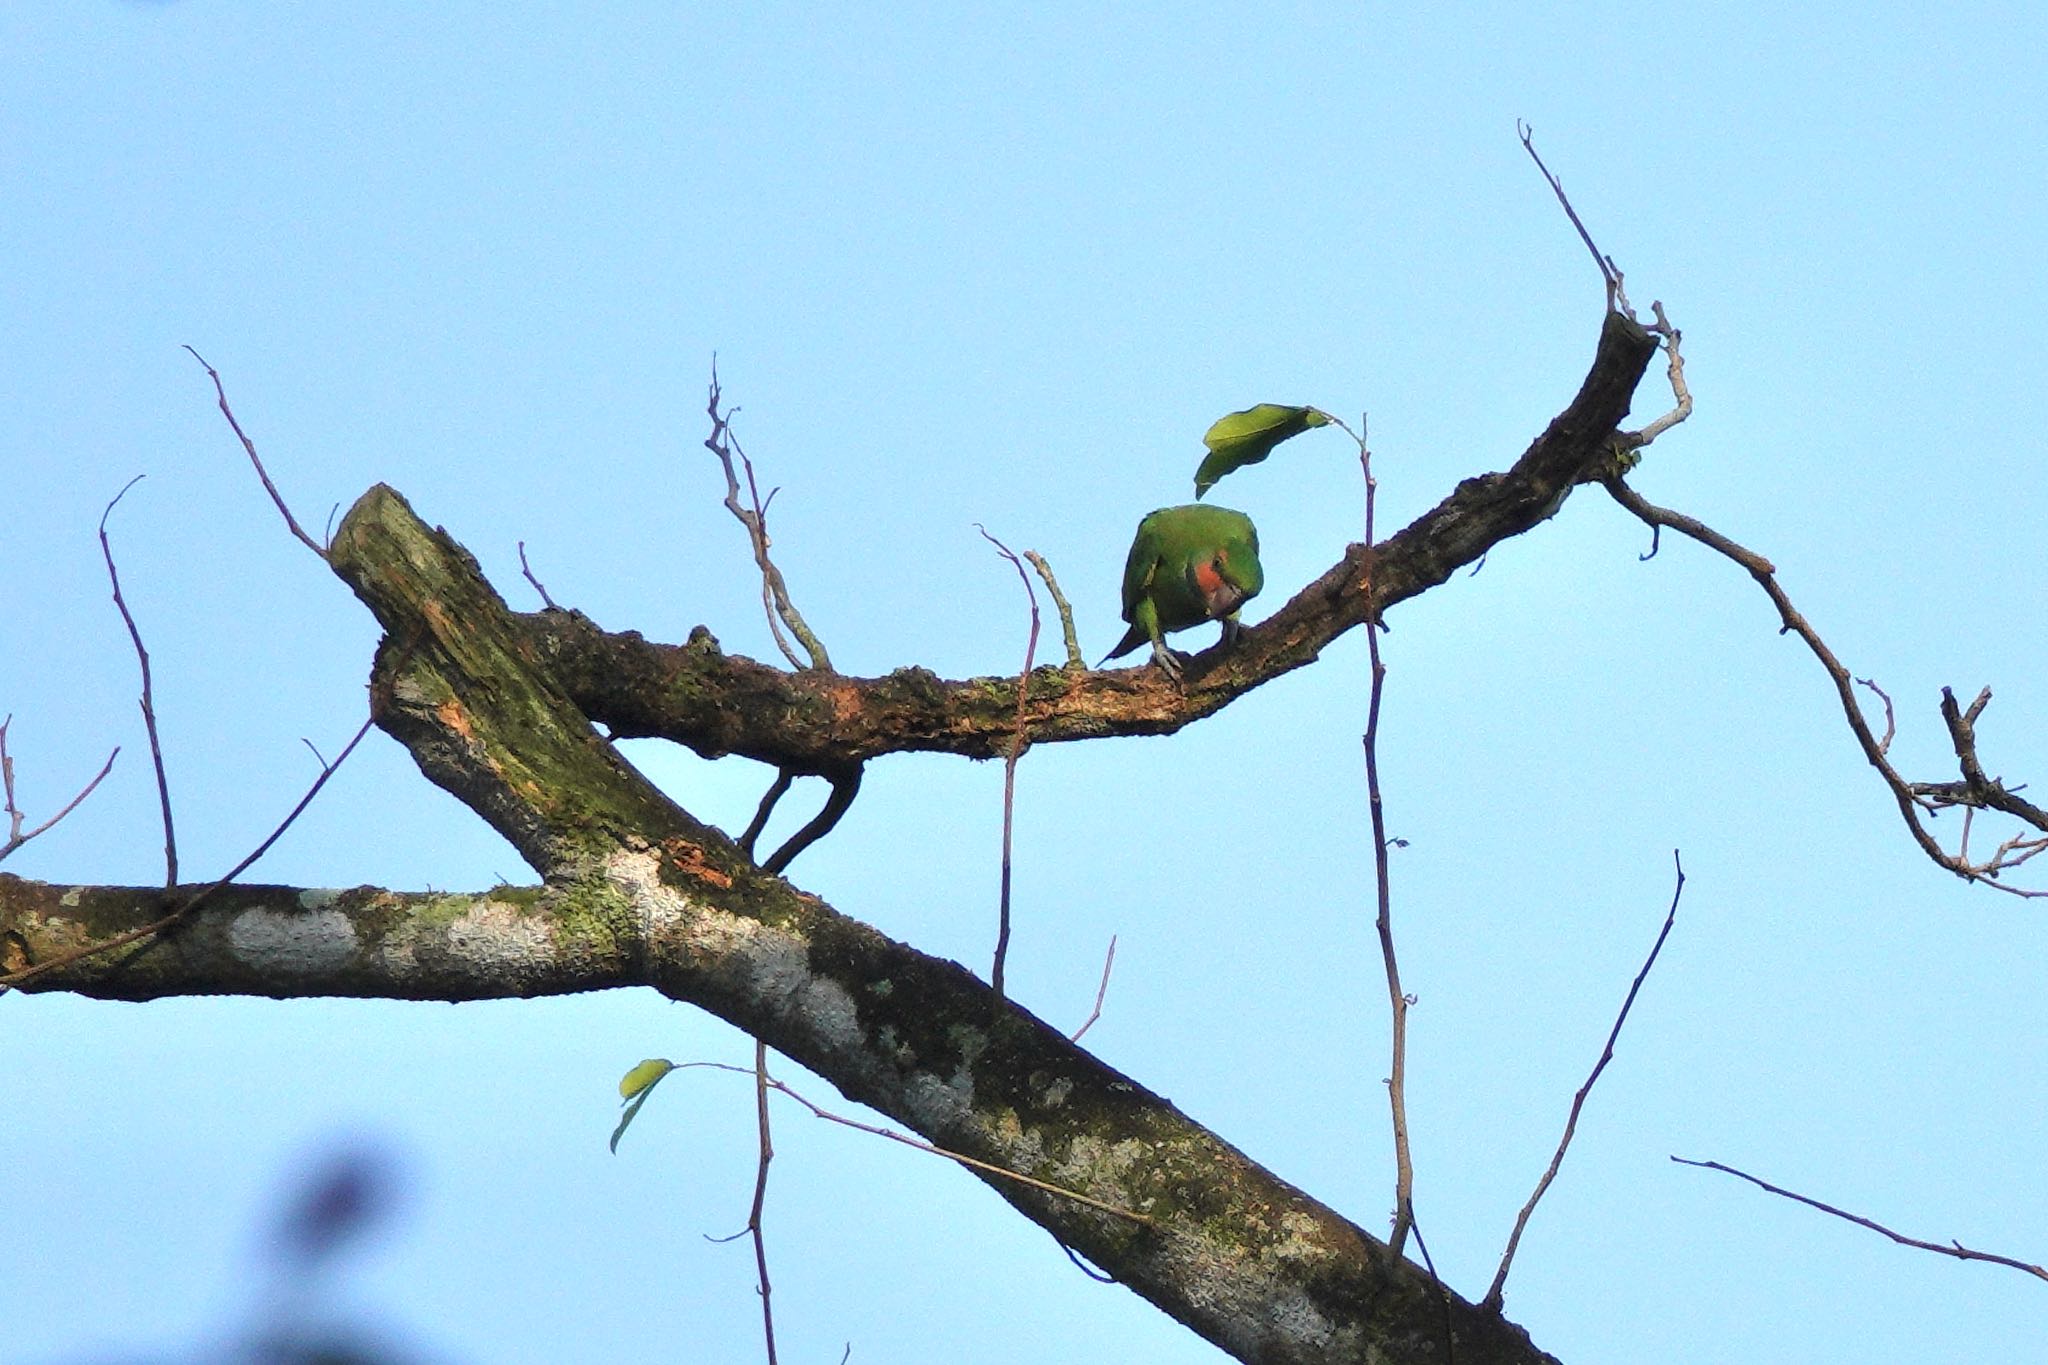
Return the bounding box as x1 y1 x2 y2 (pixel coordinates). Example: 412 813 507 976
2 307 1662 1364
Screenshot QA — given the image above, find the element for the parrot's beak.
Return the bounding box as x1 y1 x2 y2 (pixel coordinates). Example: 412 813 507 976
1203 579 1247 621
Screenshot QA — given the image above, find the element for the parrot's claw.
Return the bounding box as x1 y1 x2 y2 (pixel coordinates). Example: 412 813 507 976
1148 640 1187 684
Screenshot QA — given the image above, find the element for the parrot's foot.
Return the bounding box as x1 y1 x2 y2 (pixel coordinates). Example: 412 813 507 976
1147 640 1187 684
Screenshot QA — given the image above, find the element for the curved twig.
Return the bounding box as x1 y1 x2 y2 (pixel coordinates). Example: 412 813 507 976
760 766 861 875
99 477 176 888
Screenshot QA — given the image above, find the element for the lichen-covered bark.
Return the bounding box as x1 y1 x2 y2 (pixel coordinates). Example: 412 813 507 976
3 307 1663 1364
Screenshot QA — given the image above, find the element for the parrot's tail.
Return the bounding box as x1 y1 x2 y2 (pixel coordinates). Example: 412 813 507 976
1098 623 1147 666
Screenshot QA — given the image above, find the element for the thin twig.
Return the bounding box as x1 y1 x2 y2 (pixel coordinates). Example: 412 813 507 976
99 477 176 888
0 714 376 988
672 1061 1155 1225
976 525 1041 1005
183 347 327 560
1023 550 1084 670
1605 479 2048 897
703 362 833 672
1619 301 1692 448
1483 850 1686 1312
1349 415 1415 1255
0 718 119 864
1856 677 1898 756
1408 1211 1456 1365
1517 121 1630 315
760 766 861 875
517 541 560 610
739 769 796 859
1069 935 1119 1043
1673 1156 2048 1284
709 1038 780 1365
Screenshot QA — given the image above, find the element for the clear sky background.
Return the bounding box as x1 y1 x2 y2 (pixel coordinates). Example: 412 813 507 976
5 4 2046 1362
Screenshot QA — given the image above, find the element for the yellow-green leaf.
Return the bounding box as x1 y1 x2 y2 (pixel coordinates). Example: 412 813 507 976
619 1058 675 1099
1194 403 1331 498
610 1058 676 1154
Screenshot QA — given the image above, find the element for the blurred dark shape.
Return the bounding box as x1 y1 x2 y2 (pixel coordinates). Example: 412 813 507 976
270 1144 398 1273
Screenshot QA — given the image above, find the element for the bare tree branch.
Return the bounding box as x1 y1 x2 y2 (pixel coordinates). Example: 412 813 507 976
703 362 833 672
0 713 375 989
1605 479 2048 895
1069 934 1118 1043
1023 550 1085 671
1484 851 1686 1311
530 313 1659 772
0 718 118 865
518 540 561 610
1348 414 1416 1256
976 525 1041 1004
99 476 176 888
1518 121 1630 316
1674 1157 2048 1285
184 347 328 560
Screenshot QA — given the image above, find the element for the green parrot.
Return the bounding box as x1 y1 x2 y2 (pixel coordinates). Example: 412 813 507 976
1101 504 1264 680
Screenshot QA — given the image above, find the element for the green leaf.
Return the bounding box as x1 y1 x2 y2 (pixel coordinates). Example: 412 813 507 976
610 1058 676 1154
1193 403 1331 498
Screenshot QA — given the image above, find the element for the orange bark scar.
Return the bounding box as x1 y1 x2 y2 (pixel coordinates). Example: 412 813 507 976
436 697 475 739
665 840 734 889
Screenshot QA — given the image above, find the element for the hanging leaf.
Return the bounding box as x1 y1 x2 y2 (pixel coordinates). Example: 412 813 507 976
610 1058 676 1153
1193 403 1331 498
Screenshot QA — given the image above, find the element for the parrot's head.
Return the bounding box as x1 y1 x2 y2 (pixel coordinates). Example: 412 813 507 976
1192 539 1263 620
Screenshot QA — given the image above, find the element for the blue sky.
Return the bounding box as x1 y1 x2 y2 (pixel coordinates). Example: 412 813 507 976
5 4 2046 1362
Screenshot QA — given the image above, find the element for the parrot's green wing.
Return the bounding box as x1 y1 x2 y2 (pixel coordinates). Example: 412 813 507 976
1194 403 1331 499
1119 516 1168 621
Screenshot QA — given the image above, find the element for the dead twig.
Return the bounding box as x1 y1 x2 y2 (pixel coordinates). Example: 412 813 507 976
1023 550 1084 670
976 525 1042 1004
183 347 327 560
759 766 861 876
1069 935 1119 1043
0 718 119 864
517 541 560 610
1518 121 1631 316
1408 1212 1457 1365
1483 851 1686 1312
99 477 176 888
707 1039 781 1365
1616 301 1691 452
739 769 796 859
1674 1156 2048 1285
1345 413 1416 1255
703 361 833 672
0 713 376 988
1605 479 2048 896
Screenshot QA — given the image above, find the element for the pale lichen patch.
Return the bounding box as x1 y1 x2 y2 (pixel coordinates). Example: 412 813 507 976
229 907 358 976
444 898 552 972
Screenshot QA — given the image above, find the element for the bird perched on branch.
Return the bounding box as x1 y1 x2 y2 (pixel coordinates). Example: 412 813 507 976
1101 504 1264 681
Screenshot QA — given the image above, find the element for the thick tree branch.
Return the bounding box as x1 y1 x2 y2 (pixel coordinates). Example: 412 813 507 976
522 311 1658 772
2 480 1570 1365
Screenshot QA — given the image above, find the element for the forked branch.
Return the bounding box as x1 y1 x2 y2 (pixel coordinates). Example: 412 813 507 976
0 719 118 865
1605 480 2047 896
704 363 834 672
